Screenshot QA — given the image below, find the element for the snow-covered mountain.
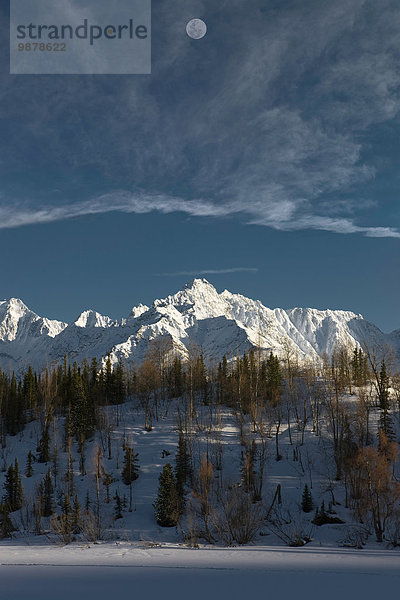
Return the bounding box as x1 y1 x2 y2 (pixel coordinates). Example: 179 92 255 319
0 279 398 374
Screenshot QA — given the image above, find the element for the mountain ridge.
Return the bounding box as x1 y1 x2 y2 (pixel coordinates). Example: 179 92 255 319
0 279 398 373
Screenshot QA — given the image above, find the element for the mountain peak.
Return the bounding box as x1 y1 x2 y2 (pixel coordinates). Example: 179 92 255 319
74 310 114 329
1 297 31 313
0 298 67 343
184 278 215 291
177 278 220 304
128 304 149 320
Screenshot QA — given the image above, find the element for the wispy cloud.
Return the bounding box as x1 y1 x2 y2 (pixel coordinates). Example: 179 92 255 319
0 193 229 229
250 215 400 239
155 267 259 277
0 189 399 238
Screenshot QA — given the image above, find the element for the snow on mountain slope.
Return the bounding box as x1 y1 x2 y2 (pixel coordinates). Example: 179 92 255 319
0 280 398 374
74 310 116 329
127 304 149 320
0 299 67 372
0 298 66 342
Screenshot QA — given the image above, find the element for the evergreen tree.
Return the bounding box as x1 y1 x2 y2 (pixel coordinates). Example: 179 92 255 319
5 372 25 435
63 493 71 514
168 356 184 398
113 491 123 520
41 469 54 517
154 463 180 527
66 364 94 441
217 355 229 404
104 355 114 404
57 493 72 540
23 365 37 418
14 459 24 510
193 351 208 402
265 352 282 405
175 433 192 488
175 433 192 513
378 360 390 411
25 451 34 478
37 422 51 463
121 446 140 485
3 464 14 509
113 359 125 404
3 459 23 512
378 360 394 439
102 471 113 504
85 490 91 513
0 502 15 538
351 347 368 387
64 446 75 497
301 484 313 513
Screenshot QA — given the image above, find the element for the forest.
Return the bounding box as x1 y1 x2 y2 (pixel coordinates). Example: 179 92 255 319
0 341 400 549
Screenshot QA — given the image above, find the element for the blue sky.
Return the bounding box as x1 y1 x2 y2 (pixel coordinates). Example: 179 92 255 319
1 0 400 331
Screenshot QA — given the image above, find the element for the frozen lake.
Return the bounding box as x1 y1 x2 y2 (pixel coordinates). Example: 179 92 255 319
1 543 399 600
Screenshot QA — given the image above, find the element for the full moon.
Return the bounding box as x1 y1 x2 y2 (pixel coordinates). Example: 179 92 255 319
186 18 207 40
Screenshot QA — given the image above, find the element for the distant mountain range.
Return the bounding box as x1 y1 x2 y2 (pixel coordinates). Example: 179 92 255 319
0 279 398 374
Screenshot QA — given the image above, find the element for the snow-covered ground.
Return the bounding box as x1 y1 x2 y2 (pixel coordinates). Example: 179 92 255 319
1 542 399 600
1 394 399 548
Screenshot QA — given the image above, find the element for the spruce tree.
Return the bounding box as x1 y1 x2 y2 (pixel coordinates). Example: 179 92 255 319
114 491 123 520
37 422 51 463
67 366 93 441
6 372 25 435
154 463 179 527
175 433 192 514
104 355 114 404
58 493 72 541
378 360 390 411
351 348 361 387
121 446 140 485
102 470 113 504
168 357 184 398
378 360 394 439
301 484 313 513
23 365 37 418
41 469 54 517
217 355 229 404
265 352 282 405
26 451 34 478
15 459 23 509
3 459 23 512
113 359 125 404
65 454 75 496
0 502 15 538
61 493 71 519
85 490 91 513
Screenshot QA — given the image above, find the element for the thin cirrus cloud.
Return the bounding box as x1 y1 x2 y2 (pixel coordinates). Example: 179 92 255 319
155 268 259 277
0 191 399 238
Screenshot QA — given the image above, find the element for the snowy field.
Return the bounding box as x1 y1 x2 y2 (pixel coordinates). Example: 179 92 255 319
1 543 399 600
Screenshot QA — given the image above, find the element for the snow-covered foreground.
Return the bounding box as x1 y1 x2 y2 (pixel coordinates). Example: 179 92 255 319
1 543 399 600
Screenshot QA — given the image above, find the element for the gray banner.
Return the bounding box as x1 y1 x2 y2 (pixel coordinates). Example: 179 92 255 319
10 0 151 74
